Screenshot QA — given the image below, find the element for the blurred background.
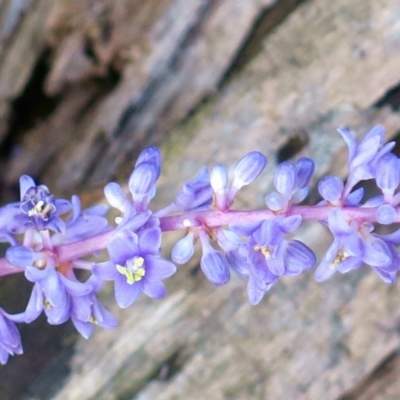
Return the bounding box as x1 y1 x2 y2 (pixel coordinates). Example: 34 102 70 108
1 0 400 399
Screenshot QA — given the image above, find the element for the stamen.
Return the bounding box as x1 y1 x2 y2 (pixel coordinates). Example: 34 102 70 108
254 244 272 259
88 315 98 325
116 257 146 284
34 258 46 269
26 198 55 220
43 299 52 309
27 200 45 217
330 249 346 269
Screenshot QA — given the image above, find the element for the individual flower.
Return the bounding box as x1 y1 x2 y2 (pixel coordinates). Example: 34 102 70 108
70 276 117 339
224 151 267 209
198 230 230 286
338 125 395 196
93 227 176 308
314 208 393 282
128 161 159 212
51 195 110 245
104 147 161 225
6 175 71 234
173 167 213 212
371 229 400 283
209 151 267 211
0 308 23 365
171 232 195 264
245 216 314 276
6 246 92 324
265 157 314 211
375 153 400 202
230 216 315 304
135 146 162 180
318 175 344 204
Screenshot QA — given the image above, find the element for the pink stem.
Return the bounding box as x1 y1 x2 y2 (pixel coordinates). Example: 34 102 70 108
0 257 24 277
1 205 392 273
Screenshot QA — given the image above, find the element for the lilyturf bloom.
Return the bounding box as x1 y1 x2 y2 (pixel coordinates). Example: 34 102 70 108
5 175 71 234
93 227 176 308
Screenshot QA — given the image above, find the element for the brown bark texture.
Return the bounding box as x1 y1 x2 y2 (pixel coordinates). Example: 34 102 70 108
1 0 400 399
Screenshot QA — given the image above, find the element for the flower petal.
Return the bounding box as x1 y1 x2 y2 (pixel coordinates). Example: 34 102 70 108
139 228 161 254
114 275 143 308
107 231 139 263
143 280 167 299
145 255 176 281
200 249 230 286
172 234 195 264
92 261 118 281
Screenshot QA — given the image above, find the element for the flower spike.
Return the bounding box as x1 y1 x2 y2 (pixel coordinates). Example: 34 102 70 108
2 124 400 364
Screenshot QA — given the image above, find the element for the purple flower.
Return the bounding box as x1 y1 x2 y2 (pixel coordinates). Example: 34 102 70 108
338 125 395 195
375 153 400 204
246 265 279 305
6 245 93 324
128 161 159 212
135 146 162 180
371 229 400 283
6 175 71 234
229 216 315 304
210 152 267 211
216 229 247 276
104 147 161 224
93 227 176 308
0 308 23 365
315 208 393 282
376 204 397 225
172 167 213 212
70 276 117 339
24 265 93 324
171 232 195 264
199 230 230 286
227 151 267 204
104 181 135 223
51 195 110 245
246 216 314 276
210 164 229 210
265 158 314 211
318 176 344 204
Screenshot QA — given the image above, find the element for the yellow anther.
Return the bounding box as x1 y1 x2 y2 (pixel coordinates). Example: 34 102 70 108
28 200 45 217
27 200 54 220
330 250 346 269
34 258 46 269
44 298 52 309
88 315 98 325
254 244 272 259
135 257 145 268
116 257 146 285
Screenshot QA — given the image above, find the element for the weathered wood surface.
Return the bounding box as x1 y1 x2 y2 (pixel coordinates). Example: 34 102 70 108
1 0 400 399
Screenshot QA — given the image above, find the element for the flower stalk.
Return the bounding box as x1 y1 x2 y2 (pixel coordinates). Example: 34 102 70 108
1 125 400 364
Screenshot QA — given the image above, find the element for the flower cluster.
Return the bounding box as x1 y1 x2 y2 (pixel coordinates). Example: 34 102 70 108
0 125 400 365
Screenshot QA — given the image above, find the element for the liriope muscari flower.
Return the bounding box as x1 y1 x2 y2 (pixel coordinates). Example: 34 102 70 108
314 208 397 283
6 246 93 324
210 151 267 211
2 123 400 367
338 125 395 197
93 226 176 308
265 157 314 211
5 175 71 234
70 276 118 338
230 216 315 304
